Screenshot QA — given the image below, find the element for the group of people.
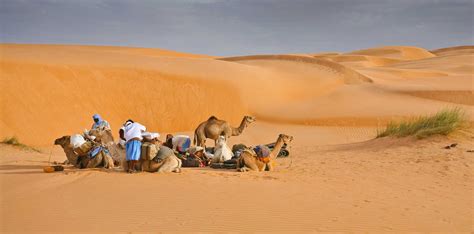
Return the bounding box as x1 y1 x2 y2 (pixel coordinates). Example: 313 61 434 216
90 114 210 173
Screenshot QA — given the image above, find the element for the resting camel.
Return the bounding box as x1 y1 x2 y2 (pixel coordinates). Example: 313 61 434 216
121 146 182 173
89 128 182 173
88 128 125 166
54 136 114 169
194 115 256 147
125 155 182 173
236 134 293 172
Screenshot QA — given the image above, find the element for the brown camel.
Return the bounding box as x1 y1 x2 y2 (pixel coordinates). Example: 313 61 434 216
194 115 256 147
121 145 182 173
54 136 114 169
236 134 293 172
124 155 182 173
88 129 181 173
88 128 125 167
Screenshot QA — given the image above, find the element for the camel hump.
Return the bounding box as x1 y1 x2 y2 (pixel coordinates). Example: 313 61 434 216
208 116 218 121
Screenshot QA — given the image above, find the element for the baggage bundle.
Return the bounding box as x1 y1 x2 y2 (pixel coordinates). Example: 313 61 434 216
73 141 93 156
141 142 159 161
70 134 86 148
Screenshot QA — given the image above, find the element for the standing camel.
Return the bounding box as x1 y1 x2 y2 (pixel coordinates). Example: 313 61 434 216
236 134 293 172
194 116 256 147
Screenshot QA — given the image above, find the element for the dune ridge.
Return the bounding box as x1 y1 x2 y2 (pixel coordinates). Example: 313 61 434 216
219 54 373 84
1 44 473 146
348 46 436 60
431 45 474 56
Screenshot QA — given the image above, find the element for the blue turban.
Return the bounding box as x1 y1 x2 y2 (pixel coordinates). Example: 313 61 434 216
92 114 102 122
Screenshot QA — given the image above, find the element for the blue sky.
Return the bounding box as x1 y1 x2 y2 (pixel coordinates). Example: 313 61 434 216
1 0 473 56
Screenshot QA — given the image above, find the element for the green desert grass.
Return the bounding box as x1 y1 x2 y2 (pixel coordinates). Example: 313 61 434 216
1 136 42 153
377 108 467 139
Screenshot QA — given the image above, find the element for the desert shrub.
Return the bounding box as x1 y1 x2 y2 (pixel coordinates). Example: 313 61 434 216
2 136 41 153
377 108 467 139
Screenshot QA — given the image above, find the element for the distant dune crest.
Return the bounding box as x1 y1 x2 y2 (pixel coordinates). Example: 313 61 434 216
1 44 472 145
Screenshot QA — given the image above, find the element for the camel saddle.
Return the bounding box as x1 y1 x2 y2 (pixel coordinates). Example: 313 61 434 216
243 145 271 163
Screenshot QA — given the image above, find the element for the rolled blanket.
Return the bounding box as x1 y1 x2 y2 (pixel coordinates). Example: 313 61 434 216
173 135 191 153
89 146 109 159
254 145 271 158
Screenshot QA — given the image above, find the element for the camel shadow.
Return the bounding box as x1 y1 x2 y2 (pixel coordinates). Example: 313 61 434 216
0 164 44 170
0 164 46 175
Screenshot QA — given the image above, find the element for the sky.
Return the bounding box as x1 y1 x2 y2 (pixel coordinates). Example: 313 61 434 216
1 0 473 56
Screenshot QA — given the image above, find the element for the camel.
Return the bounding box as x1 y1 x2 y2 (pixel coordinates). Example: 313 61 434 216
89 128 182 173
211 135 234 163
122 146 182 173
194 115 256 147
236 134 293 172
129 155 182 173
54 136 79 166
87 128 125 166
54 136 114 169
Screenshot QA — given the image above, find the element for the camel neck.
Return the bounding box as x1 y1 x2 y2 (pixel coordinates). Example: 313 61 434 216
232 118 247 136
270 137 285 160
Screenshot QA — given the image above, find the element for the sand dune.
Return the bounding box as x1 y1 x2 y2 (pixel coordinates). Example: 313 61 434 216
348 46 436 60
1 44 473 145
219 54 373 84
1 43 474 232
431 45 474 56
318 54 403 69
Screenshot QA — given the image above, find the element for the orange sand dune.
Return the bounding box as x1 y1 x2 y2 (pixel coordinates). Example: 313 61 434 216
348 46 436 60
317 54 404 69
1 44 474 232
1 44 473 145
431 45 474 56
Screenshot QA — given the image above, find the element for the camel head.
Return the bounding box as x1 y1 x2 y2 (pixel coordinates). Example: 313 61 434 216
278 134 294 144
54 136 71 147
244 116 256 124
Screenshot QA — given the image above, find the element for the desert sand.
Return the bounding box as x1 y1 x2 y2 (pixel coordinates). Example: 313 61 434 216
0 44 473 232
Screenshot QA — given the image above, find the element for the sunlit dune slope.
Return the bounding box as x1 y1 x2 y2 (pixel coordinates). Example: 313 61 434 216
1 44 473 145
348 46 436 60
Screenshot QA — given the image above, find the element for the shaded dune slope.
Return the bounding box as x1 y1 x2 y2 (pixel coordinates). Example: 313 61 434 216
431 45 474 56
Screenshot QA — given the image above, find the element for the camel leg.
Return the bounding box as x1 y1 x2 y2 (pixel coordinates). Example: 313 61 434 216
236 156 259 172
244 156 260 171
238 166 250 172
104 155 115 169
157 159 172 173
87 154 102 168
266 162 274 171
158 157 181 173
173 157 182 173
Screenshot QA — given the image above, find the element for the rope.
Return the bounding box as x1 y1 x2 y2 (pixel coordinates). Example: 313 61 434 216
285 144 293 169
48 145 54 165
